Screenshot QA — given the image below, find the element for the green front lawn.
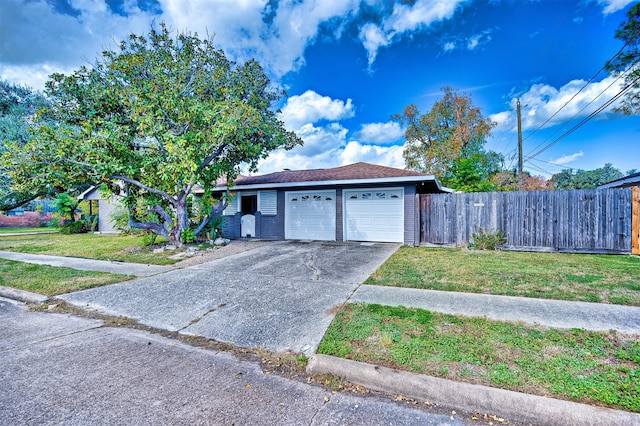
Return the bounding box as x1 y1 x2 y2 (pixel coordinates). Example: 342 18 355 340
319 303 640 412
0 233 178 265
0 227 59 234
0 258 133 296
366 247 640 306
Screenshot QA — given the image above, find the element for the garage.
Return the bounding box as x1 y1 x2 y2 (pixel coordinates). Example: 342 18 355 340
285 190 336 241
344 188 404 243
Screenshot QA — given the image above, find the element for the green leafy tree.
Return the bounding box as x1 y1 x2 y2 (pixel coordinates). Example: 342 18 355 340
551 163 624 190
2 24 301 246
0 80 57 211
606 3 640 114
52 193 79 223
394 87 497 179
440 152 503 192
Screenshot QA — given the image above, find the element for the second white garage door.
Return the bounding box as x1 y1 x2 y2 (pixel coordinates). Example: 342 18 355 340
285 190 336 241
344 188 404 243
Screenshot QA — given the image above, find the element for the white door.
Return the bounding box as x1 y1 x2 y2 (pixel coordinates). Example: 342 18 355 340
344 188 404 243
285 190 336 241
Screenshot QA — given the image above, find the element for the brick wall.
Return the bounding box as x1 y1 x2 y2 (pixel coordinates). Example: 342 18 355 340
0 212 53 227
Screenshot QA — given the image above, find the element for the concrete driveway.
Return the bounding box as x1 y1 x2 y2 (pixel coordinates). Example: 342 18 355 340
60 241 399 355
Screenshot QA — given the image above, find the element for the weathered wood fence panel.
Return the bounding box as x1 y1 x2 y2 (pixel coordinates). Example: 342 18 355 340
419 188 634 254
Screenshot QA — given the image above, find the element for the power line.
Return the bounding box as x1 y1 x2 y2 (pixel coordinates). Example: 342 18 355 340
522 42 629 149
525 73 640 160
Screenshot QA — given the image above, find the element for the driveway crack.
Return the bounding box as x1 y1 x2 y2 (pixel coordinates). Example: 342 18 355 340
304 251 322 280
178 304 223 332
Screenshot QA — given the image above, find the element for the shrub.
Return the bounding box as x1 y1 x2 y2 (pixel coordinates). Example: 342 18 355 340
180 228 196 244
469 228 506 251
141 232 159 247
60 220 89 235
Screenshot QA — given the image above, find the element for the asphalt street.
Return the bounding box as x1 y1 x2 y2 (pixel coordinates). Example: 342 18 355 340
0 297 466 426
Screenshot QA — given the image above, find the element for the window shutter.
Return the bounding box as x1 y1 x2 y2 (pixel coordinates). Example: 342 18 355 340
258 191 277 215
223 194 238 216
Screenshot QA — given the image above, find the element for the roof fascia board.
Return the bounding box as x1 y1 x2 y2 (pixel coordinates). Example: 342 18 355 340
599 176 640 189
217 175 440 191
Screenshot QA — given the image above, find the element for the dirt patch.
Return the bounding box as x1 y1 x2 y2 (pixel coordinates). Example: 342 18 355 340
173 239 272 268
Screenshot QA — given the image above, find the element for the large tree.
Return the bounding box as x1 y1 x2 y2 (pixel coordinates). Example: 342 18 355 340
2 24 301 245
394 87 497 182
0 80 58 211
606 3 640 114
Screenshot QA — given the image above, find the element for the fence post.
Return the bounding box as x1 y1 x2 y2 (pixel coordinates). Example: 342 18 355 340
633 186 639 255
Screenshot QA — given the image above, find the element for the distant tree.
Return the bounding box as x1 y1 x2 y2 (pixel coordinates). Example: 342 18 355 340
492 171 550 191
1 24 301 246
550 163 624 190
440 152 504 192
394 87 497 179
606 3 640 114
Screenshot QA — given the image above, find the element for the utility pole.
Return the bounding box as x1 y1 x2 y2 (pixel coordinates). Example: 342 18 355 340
516 99 523 189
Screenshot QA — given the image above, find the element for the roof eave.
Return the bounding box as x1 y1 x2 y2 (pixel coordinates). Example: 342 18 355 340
215 175 443 191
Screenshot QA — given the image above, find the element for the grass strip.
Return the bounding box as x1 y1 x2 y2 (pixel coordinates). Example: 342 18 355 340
0 233 178 265
318 303 640 412
0 227 59 234
366 247 640 306
0 258 133 296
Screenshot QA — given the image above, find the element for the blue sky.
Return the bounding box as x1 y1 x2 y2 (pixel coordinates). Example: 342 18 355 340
1 0 638 177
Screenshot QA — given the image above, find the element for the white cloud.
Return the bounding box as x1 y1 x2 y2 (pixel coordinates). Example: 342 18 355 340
359 23 390 67
492 76 625 133
355 121 404 144
550 151 584 166
280 90 355 130
292 122 348 156
340 141 405 168
0 0 362 89
597 0 635 15
359 0 465 68
443 41 456 51
257 140 405 174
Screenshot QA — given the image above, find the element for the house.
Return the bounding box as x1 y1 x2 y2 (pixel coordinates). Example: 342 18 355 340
213 162 449 245
78 186 122 233
598 171 640 189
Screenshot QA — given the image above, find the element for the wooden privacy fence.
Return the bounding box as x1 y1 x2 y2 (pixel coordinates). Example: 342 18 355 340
419 187 640 254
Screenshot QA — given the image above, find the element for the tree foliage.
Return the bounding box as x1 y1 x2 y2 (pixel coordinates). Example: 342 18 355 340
440 152 503 192
606 3 640 114
492 171 550 192
394 87 499 191
0 80 57 211
1 24 301 245
550 163 624 190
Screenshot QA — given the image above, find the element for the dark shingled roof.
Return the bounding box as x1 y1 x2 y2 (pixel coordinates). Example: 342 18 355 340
232 162 430 186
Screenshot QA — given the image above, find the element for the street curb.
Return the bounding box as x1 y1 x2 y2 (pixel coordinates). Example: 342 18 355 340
307 354 640 426
0 286 48 305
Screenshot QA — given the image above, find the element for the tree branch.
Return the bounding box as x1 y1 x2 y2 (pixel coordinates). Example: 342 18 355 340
193 200 228 236
109 175 176 205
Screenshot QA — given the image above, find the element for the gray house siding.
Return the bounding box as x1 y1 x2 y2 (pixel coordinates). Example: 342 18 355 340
403 184 416 246
258 190 286 240
225 183 421 245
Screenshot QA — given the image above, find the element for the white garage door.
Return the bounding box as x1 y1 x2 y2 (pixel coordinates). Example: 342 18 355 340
344 188 404 243
285 190 336 241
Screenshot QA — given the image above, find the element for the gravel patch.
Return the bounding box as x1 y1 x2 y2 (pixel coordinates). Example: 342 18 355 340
173 239 271 268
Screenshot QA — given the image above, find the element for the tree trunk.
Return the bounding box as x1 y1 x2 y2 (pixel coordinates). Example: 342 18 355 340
174 195 190 247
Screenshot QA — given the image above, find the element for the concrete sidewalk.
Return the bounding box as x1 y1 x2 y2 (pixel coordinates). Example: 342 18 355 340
3 242 640 425
0 250 174 276
350 285 640 334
